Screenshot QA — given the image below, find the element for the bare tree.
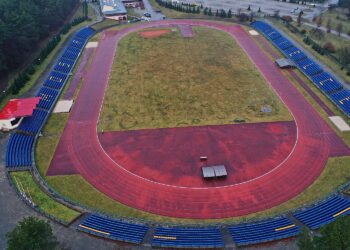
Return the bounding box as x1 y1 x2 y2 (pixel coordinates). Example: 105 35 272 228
336 23 343 36
316 16 323 28
326 19 331 33
297 10 304 27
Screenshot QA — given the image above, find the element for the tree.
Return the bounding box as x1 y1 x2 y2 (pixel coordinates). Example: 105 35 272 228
228 9 232 18
297 217 350 250
282 15 293 23
216 9 219 17
338 46 350 66
258 7 261 13
247 5 251 11
6 217 59 250
297 227 315 250
208 8 212 16
297 10 304 27
316 16 323 28
315 216 350 249
336 23 343 36
339 0 350 17
326 19 331 33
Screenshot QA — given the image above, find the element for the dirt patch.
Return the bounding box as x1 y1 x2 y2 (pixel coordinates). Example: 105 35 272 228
139 29 172 38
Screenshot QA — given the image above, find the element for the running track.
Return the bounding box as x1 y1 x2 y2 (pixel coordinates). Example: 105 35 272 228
48 20 350 219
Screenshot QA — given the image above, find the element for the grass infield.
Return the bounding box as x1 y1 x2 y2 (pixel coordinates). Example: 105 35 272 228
10 171 80 224
98 27 291 131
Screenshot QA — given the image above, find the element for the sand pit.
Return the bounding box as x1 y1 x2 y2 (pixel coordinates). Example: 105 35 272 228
139 29 172 38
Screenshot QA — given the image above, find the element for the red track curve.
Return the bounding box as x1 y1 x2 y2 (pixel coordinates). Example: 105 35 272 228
48 20 350 219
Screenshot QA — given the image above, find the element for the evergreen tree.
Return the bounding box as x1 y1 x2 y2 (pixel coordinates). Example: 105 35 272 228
228 9 232 18
6 217 59 250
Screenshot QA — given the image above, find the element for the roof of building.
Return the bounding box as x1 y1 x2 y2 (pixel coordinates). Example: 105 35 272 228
275 58 296 68
0 97 40 119
100 0 127 15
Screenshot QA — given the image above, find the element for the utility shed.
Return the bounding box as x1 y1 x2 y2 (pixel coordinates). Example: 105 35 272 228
275 58 296 69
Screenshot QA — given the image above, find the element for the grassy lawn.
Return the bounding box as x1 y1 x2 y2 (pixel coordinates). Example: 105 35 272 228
44 156 350 224
10 171 81 224
91 18 121 31
269 18 350 83
319 8 350 32
98 27 291 131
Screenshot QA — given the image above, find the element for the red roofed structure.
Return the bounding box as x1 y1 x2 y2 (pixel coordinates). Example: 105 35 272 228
0 97 40 131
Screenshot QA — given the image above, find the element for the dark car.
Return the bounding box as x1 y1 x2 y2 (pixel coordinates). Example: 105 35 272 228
144 13 151 17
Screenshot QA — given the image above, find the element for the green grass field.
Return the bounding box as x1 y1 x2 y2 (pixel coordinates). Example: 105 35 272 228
98 27 291 131
319 8 350 32
10 171 80 224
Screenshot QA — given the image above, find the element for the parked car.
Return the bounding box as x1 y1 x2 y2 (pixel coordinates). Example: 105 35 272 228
144 13 151 17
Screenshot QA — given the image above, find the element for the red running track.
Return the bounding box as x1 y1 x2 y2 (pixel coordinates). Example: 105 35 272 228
47 20 350 219
98 121 296 188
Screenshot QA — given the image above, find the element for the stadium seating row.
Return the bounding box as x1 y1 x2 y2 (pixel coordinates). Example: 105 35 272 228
5 27 95 168
44 71 68 89
78 195 350 248
78 214 149 244
17 109 48 134
152 226 224 248
294 195 350 229
5 133 35 167
251 21 350 116
228 217 299 246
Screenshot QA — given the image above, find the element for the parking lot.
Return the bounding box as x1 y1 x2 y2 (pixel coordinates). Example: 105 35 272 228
178 0 326 20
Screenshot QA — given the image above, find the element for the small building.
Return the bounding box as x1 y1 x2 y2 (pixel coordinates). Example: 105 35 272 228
100 0 127 21
275 58 296 69
0 97 40 132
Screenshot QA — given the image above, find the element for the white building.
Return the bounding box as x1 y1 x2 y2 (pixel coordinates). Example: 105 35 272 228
0 97 40 132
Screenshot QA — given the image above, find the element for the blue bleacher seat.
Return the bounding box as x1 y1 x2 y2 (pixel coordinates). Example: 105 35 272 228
152 226 224 248
78 214 149 244
228 217 300 246
76 27 95 40
54 57 75 74
36 87 59 110
251 20 348 117
44 71 68 89
17 109 48 134
70 37 85 49
293 195 350 230
311 72 343 94
62 46 81 61
330 89 350 117
6 133 35 167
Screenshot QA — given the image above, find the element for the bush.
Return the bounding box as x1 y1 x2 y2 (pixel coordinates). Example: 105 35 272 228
281 15 293 23
300 29 307 34
323 42 336 53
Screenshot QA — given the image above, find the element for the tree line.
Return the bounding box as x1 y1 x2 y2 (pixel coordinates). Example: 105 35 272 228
0 0 80 77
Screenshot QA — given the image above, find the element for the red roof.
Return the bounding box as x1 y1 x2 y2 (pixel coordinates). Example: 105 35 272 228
0 97 40 119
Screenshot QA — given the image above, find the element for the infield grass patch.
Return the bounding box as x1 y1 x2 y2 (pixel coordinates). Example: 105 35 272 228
99 27 291 131
11 171 80 224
